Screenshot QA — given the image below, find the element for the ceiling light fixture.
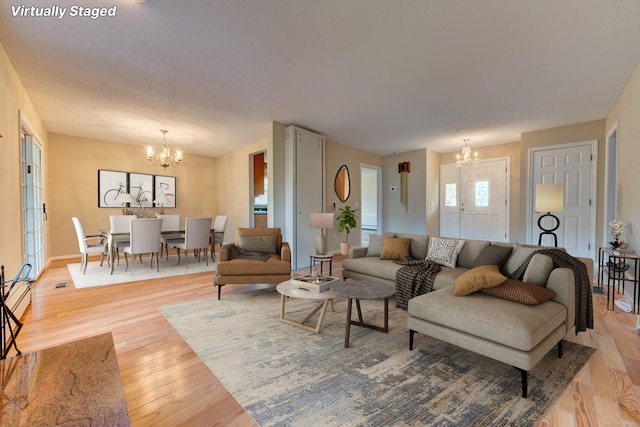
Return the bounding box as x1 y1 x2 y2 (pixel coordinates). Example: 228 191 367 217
456 139 479 167
146 129 183 169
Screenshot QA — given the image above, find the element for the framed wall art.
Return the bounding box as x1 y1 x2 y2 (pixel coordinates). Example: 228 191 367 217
98 169 128 208
129 173 153 207
154 175 176 208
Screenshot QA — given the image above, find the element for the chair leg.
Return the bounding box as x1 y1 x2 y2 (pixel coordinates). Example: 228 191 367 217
155 253 159 272
176 248 181 265
82 254 88 274
204 248 208 266
124 253 129 272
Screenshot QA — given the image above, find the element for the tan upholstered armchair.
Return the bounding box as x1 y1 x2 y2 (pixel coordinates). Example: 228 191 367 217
214 227 291 299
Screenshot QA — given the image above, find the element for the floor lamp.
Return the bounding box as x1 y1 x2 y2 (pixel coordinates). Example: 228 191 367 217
310 212 335 255
535 183 564 247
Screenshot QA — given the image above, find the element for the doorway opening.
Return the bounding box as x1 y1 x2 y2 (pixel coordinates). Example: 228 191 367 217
250 150 268 228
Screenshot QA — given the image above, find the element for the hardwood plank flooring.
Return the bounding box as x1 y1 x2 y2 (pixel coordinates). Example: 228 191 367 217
10 257 640 426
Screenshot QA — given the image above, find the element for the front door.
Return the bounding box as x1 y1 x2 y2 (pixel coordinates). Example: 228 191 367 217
441 158 509 242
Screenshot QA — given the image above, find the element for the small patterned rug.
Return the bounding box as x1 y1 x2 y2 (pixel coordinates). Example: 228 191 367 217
160 289 594 426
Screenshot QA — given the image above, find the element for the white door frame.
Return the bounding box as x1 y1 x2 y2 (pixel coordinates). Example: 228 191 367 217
604 123 619 245
360 163 382 234
527 140 597 260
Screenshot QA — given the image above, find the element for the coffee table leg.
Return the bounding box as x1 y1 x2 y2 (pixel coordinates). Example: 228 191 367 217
355 299 363 322
345 298 353 348
383 297 389 332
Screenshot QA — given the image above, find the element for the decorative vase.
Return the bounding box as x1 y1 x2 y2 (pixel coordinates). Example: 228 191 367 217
340 242 350 256
610 239 623 250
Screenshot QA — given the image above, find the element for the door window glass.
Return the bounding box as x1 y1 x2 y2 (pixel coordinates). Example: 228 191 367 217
445 183 457 207
475 181 489 206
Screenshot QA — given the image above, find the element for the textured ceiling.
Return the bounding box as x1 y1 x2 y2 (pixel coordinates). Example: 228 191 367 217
1 0 640 157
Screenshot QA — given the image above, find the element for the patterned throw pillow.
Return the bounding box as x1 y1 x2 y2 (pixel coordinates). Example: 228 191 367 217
426 237 466 268
502 244 539 277
481 279 557 305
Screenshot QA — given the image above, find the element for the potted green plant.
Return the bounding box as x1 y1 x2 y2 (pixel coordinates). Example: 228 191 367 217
336 205 358 255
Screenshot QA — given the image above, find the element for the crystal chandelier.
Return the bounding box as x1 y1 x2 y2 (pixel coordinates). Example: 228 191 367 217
146 129 183 169
456 139 479 167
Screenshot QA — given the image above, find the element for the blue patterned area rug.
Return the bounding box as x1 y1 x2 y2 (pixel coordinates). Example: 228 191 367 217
160 289 594 426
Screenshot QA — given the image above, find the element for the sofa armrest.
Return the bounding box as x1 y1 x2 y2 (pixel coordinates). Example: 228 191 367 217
349 246 368 259
281 242 291 263
546 268 576 332
576 256 594 285
218 247 230 262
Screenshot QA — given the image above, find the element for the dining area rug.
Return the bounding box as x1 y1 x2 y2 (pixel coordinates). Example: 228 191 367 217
159 289 595 426
68 254 215 288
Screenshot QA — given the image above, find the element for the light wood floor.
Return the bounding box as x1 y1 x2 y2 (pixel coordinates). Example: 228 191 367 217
11 256 640 426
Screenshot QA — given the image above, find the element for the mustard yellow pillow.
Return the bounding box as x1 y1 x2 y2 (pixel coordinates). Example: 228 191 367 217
379 238 411 260
454 265 507 296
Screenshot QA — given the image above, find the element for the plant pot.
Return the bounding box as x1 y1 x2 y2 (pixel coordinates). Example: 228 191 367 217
340 242 350 256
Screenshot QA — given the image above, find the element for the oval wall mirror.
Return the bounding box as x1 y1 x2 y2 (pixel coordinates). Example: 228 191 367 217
334 164 351 202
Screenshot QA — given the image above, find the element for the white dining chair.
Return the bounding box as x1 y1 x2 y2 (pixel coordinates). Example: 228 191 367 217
109 215 136 265
72 217 108 274
123 218 163 273
211 215 228 262
164 217 212 268
157 214 182 259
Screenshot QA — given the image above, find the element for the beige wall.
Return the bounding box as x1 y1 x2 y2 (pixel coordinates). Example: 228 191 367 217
520 120 605 245
325 139 382 250
425 149 440 236
0 42 48 272
48 133 218 258
439 141 521 241
215 139 268 238
606 60 640 254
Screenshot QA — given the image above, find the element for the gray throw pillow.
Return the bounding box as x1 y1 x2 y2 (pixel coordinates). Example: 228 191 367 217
367 234 393 257
238 235 277 254
471 245 513 269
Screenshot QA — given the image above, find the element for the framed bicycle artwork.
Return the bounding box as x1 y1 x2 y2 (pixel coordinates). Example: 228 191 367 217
154 175 176 208
98 169 128 208
129 173 153 207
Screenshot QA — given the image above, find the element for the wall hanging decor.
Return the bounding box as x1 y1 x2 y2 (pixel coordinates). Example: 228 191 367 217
398 161 410 212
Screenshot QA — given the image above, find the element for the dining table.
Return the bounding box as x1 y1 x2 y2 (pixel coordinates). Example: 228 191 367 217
99 226 216 274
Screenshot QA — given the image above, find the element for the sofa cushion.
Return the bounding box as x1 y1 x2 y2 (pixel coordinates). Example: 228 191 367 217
481 279 557 305
216 255 291 275
408 286 567 351
431 267 469 290
522 254 555 286
366 232 395 257
502 244 540 277
426 237 465 268
453 265 507 296
341 257 402 282
380 238 411 260
238 235 277 254
456 240 490 268
395 233 429 259
471 245 513 269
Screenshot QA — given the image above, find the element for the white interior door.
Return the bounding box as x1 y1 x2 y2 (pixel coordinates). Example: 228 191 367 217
530 142 595 259
441 158 509 242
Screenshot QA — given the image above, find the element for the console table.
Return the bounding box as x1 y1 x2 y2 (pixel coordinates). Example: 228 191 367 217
0 332 130 426
598 247 640 312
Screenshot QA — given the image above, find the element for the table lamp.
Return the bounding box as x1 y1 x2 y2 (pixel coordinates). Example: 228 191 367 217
115 193 138 215
534 183 564 246
309 212 335 255
153 193 171 215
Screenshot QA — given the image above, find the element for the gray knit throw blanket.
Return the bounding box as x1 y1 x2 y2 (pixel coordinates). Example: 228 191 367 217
222 244 270 262
394 258 442 311
509 248 593 334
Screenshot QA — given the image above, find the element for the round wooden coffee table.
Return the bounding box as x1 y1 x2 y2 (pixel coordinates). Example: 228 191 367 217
331 280 396 347
276 280 337 334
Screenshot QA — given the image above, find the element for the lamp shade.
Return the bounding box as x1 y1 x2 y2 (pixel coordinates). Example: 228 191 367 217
153 194 171 205
535 183 564 213
114 192 138 205
309 212 335 229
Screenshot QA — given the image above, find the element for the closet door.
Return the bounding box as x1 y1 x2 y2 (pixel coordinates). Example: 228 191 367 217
284 126 324 269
